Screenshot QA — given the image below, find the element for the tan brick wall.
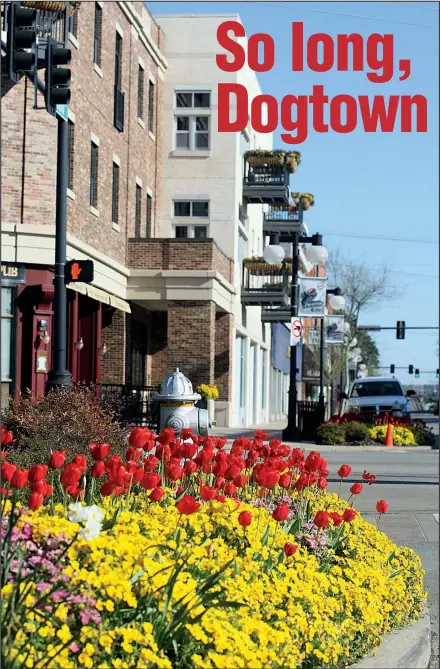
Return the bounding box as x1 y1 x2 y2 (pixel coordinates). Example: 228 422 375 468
1 2 165 267
215 312 233 401
127 239 234 283
101 308 126 383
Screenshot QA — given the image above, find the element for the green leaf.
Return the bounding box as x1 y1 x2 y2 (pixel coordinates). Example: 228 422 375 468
261 525 270 547
102 506 121 531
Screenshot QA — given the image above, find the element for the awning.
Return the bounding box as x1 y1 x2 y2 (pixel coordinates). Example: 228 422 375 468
67 283 131 313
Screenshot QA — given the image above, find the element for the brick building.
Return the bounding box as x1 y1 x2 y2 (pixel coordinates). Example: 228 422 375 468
1 1 167 402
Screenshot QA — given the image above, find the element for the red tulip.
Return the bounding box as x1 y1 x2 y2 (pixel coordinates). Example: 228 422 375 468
28 492 44 510
143 455 159 472
329 512 343 527
342 508 357 522
313 510 330 528
238 511 252 527
42 483 53 498
157 428 175 446
368 475 377 486
214 476 225 490
167 464 183 481
337 464 352 479
1 487 12 497
175 486 185 496
0 451 8 460
29 479 47 495
60 465 82 490
284 542 298 557
350 483 363 495
140 472 161 490
1 426 14 445
200 486 217 501
376 499 389 514
254 430 269 441
272 503 289 522
304 451 322 473
90 461 105 479
216 437 227 450
72 455 87 473
1 461 16 482
215 494 226 503
362 470 371 480
126 447 142 463
318 477 328 489
28 464 48 483
224 482 237 497
149 487 164 502
100 481 119 497
279 473 292 489
261 470 279 488
183 460 197 475
10 469 29 489
176 494 200 515
48 451 66 470
233 474 248 488
89 444 110 461
180 428 193 441
155 444 171 462
128 427 151 449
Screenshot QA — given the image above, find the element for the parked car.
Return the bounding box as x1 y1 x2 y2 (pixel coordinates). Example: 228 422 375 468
340 377 411 418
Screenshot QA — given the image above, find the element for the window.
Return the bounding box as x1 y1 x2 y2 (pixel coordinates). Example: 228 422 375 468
148 80 155 133
350 381 403 398
135 184 142 237
146 193 152 238
70 7 79 38
93 3 102 67
112 162 120 224
174 90 211 151
175 226 188 239
115 32 122 88
137 65 144 120
67 119 74 190
173 225 208 239
90 141 99 208
1 288 13 382
173 200 209 218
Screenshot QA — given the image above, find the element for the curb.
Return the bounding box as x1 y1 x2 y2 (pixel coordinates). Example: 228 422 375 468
349 607 431 669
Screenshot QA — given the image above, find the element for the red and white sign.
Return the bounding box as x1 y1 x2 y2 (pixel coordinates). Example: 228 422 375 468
290 318 303 346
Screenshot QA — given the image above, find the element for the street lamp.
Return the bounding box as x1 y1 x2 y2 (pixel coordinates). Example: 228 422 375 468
319 287 345 418
263 231 327 441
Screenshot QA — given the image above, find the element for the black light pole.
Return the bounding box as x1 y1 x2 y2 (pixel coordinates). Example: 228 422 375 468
46 116 72 393
275 231 325 443
319 287 344 418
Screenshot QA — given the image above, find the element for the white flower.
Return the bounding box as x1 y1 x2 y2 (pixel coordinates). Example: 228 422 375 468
82 505 104 524
78 520 102 541
67 502 87 523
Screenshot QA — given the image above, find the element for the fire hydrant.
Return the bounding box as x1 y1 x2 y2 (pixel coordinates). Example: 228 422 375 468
154 368 215 436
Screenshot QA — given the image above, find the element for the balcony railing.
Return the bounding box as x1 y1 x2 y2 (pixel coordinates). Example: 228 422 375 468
261 307 291 322
97 383 160 429
241 262 290 307
263 204 304 235
243 159 290 205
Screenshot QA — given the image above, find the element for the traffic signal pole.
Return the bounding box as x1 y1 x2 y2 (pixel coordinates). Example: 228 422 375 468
46 115 72 393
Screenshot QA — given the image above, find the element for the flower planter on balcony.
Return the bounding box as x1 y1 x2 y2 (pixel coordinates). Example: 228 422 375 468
244 259 283 275
243 151 290 205
285 152 301 174
21 0 80 13
291 193 315 211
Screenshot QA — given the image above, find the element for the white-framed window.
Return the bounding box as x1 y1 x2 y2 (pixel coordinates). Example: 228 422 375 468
174 90 211 150
173 200 209 218
173 224 208 239
1 287 13 382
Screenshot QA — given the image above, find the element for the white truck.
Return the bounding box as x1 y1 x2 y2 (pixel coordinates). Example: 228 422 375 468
340 376 411 418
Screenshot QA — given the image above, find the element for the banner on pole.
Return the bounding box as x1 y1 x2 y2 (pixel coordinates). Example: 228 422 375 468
325 316 345 344
290 318 303 346
298 277 327 317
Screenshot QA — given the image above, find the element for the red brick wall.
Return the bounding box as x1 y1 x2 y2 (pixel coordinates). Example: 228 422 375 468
166 301 216 389
128 239 234 283
215 312 233 401
148 311 168 386
101 309 126 383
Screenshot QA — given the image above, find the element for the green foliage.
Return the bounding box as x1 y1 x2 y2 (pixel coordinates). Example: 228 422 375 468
316 423 346 445
344 422 370 445
2 385 128 468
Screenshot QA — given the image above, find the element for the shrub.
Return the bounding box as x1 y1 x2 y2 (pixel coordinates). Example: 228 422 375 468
345 422 370 445
1 385 128 468
369 425 417 446
316 423 346 445
408 424 434 446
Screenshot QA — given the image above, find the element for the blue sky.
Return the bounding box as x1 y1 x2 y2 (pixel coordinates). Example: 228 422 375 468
149 1 439 387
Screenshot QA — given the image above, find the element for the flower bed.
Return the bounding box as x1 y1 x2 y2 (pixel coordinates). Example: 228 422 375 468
1 427 426 669
317 415 434 446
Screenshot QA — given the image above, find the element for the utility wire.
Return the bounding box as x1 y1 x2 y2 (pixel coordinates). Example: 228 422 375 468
323 231 439 245
249 1 437 28
396 1 439 11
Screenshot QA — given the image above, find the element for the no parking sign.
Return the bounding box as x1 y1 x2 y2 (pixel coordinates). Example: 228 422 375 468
290 318 303 346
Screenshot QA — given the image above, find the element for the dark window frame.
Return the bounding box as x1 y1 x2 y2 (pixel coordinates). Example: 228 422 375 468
173 200 209 218
146 193 153 238
93 3 103 67
90 141 99 208
137 65 144 120
148 79 155 134
112 162 120 224
135 184 142 238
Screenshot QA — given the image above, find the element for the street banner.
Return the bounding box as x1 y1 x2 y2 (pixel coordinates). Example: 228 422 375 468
290 318 303 346
325 316 345 344
298 277 327 317
308 329 320 346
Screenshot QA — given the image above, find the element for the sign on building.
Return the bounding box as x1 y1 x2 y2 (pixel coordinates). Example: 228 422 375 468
290 318 303 346
1 263 26 285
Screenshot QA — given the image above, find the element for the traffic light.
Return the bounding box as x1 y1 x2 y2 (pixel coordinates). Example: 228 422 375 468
390 364 395 374
415 369 420 378
409 365 414 375
44 37 71 116
65 260 94 284
7 1 37 83
396 321 405 339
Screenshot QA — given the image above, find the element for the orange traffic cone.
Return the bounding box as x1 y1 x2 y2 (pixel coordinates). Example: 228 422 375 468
385 423 395 448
